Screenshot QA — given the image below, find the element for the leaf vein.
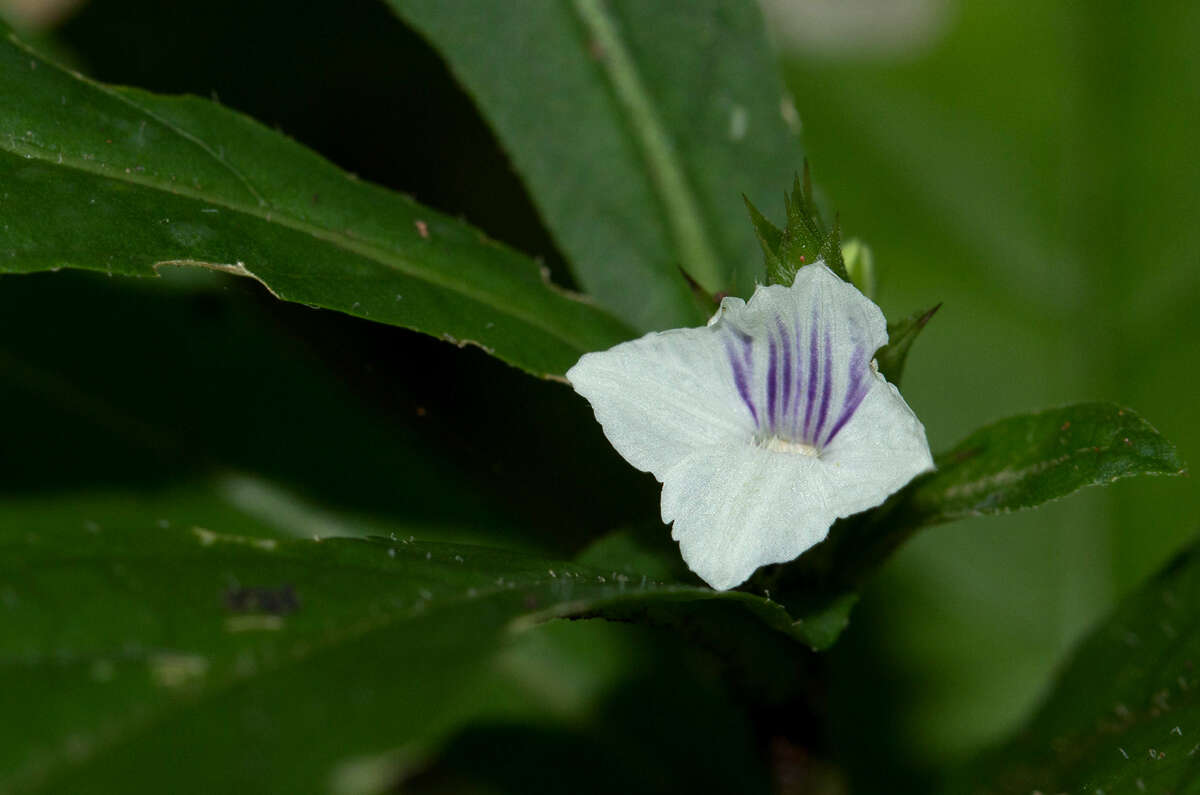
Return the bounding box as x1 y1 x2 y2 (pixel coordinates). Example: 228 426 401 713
569 0 724 292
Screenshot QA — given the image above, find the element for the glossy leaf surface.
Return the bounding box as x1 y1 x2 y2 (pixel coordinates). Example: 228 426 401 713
910 402 1185 523
0 488 808 793
391 0 804 329
0 24 632 379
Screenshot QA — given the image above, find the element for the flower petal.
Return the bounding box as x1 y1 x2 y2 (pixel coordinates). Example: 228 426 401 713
566 326 755 478
567 261 934 591
661 444 838 591
820 370 935 510
710 264 887 448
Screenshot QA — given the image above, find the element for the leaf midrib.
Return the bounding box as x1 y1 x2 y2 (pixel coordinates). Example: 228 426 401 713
568 0 724 293
2 35 622 356
1 142 602 354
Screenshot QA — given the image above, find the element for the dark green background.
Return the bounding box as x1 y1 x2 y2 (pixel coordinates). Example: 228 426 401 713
2 0 1196 792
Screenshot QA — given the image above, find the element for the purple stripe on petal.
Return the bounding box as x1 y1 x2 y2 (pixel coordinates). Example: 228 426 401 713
802 310 820 440
777 319 793 433
814 327 834 441
726 333 758 424
790 315 804 439
823 347 870 447
766 333 779 432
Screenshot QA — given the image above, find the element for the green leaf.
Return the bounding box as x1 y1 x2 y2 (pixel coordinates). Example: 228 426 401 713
0 25 633 379
0 487 811 793
783 591 859 653
574 526 848 652
968 537 1200 794
910 402 1186 524
831 402 1183 578
390 0 805 329
759 403 1185 645
574 526 692 583
875 303 941 386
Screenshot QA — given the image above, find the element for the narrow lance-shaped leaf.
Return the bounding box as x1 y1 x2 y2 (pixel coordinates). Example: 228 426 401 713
968 538 1200 794
390 0 806 329
813 402 1182 582
0 24 633 379
909 402 1185 522
0 486 814 794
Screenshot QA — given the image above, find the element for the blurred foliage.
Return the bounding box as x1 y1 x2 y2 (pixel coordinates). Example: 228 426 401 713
0 0 1194 792
965 537 1200 794
402 634 776 795
0 485 821 793
776 0 1200 787
0 269 654 549
392 0 806 328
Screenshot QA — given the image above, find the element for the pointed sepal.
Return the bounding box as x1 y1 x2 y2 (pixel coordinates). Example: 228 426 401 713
742 194 783 277
752 163 851 286
875 303 941 386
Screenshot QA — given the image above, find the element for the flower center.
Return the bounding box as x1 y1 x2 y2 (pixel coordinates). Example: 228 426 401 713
724 312 872 452
758 435 820 457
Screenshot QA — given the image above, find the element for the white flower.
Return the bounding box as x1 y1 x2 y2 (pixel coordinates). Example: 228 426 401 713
567 262 934 590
